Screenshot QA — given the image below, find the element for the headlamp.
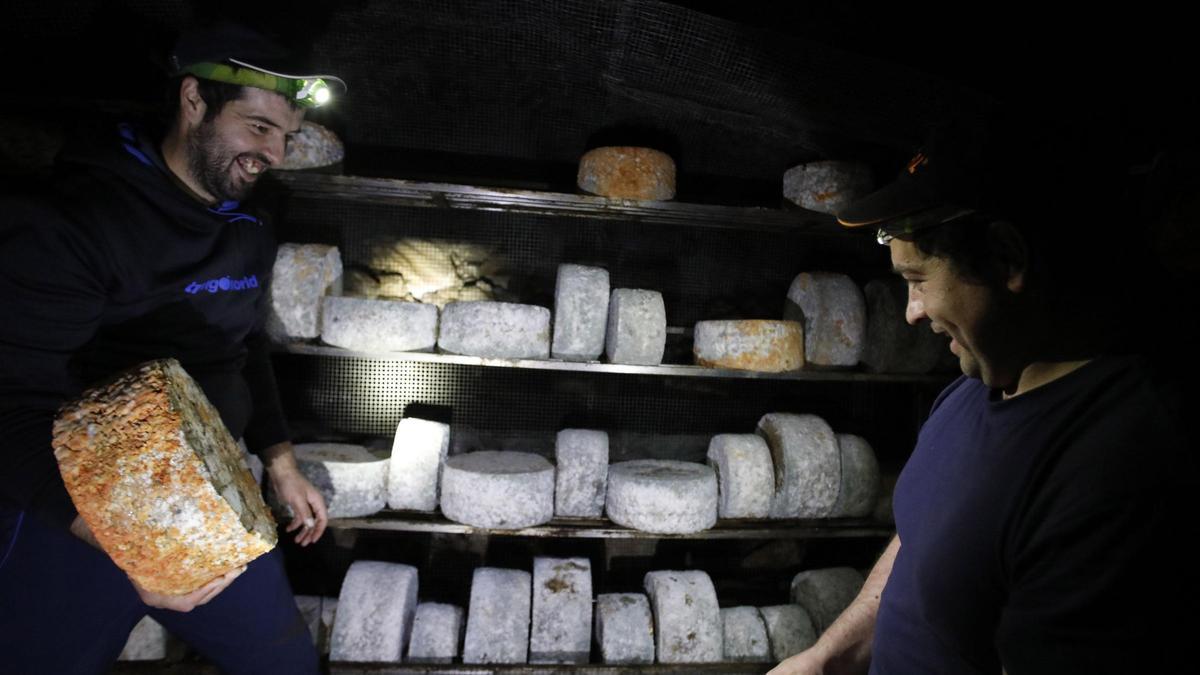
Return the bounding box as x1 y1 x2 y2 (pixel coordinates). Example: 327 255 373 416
179 61 340 108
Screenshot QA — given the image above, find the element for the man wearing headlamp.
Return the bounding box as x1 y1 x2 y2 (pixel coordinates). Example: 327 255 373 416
0 21 345 674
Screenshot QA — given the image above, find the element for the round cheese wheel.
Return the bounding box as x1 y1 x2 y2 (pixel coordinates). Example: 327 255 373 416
606 460 717 534
783 272 865 367
643 570 723 663
577 146 676 200
693 320 804 372
330 561 419 662
782 160 873 215
279 443 388 519
706 433 775 519
438 301 551 359
756 413 840 519
439 451 555 529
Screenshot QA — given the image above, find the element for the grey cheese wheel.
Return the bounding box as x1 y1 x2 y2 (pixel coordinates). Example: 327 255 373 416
760 604 817 661
756 413 841 518
721 606 771 662
643 570 723 663
119 616 167 661
554 429 609 517
439 451 555 529
267 243 343 341
830 433 880 518
270 443 387 519
783 272 866 367
387 417 450 511
329 561 419 663
605 288 666 365
706 433 774 519
463 567 532 664
407 602 464 664
551 264 610 361
438 301 551 359
529 557 593 664
594 593 655 664
862 277 948 373
320 296 438 352
782 160 873 215
789 567 865 634
606 460 718 534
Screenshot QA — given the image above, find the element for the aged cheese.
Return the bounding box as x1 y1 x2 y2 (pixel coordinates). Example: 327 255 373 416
693 320 804 372
831 433 880 519
595 593 655 664
577 146 676 201
606 460 718 534
119 616 167 661
553 429 609 517
643 570 723 663
320 296 438 352
268 443 387 519
407 602 464 664
551 263 610 361
862 277 949 373
756 413 840 519
439 451 555 529
789 567 865 634
329 560 419 662
463 567 532 664
706 433 774 519
277 120 344 170
296 595 338 656
605 289 666 365
387 417 450 512
760 604 817 661
51 359 276 596
721 606 771 662
529 557 593 664
783 272 866 367
266 243 343 341
782 160 873 215
438 301 551 359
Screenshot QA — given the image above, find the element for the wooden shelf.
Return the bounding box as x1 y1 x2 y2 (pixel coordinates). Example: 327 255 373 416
328 663 770 674
278 342 949 385
331 510 894 540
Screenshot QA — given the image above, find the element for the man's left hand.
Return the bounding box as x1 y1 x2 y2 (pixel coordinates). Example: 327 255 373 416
262 442 328 546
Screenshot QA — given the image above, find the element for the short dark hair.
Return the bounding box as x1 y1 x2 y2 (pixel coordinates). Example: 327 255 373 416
163 75 248 123
909 216 1010 287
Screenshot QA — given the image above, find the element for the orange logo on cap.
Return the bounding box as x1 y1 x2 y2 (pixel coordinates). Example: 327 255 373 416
907 152 929 174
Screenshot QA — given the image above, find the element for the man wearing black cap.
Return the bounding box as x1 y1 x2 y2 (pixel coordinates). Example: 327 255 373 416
770 110 1194 674
0 22 345 673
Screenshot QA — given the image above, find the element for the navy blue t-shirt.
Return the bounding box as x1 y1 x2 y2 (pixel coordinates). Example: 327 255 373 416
871 355 1194 674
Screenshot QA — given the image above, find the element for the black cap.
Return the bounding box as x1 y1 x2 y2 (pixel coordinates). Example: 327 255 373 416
838 106 1119 238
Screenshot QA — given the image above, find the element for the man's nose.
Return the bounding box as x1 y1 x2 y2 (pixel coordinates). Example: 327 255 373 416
905 290 926 325
259 135 284 167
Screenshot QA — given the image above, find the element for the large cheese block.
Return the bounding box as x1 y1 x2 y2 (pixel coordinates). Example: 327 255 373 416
706 433 774 519
693 320 804 372
782 160 873 215
606 460 718 534
862 277 949 373
268 443 387 519
595 593 655 664
783 272 866 367
440 451 555 529
438 301 551 359
756 413 840 519
789 567 865 634
51 359 276 595
267 243 343 341
529 557 593 664
463 567 532 664
387 417 450 512
721 606 770 662
554 429 609 517
605 289 667 365
577 146 676 201
551 264 610 361
830 434 880 518
329 561 419 662
407 602 464 664
643 570 723 663
320 296 438 352
277 120 344 170
760 604 817 660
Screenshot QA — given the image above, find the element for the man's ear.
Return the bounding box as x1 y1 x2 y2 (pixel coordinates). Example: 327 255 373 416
988 220 1028 293
177 76 207 128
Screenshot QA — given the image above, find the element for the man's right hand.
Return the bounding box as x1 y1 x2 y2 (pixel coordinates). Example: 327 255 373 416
70 514 246 612
767 648 831 675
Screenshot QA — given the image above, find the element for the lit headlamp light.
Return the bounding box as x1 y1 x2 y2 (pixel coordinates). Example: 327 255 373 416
178 60 343 108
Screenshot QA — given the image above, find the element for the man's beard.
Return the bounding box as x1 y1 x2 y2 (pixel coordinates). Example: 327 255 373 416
186 121 261 202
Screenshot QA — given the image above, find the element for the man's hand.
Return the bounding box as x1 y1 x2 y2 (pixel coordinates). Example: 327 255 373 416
132 566 246 612
262 441 328 546
767 648 830 675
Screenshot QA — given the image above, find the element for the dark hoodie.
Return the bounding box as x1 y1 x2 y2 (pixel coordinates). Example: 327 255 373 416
0 120 289 529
